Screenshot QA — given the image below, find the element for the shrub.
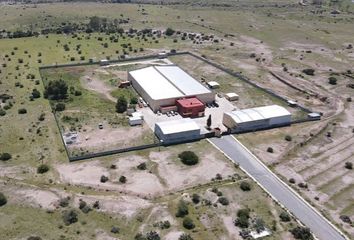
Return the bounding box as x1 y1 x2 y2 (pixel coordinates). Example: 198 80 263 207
235 208 250 228
328 76 337 85
130 96 138 104
27 237 42 240
0 192 7 207
38 113 45 121
289 178 296 184
279 211 291 222
74 90 82 96
267 147 274 153
0 109 6 116
116 96 128 113
119 175 127 183
137 162 147 170
345 162 353 170
146 231 160 240
100 175 109 183
179 233 193 240
182 217 195 230
111 226 119 234
176 200 189 217
218 197 229 206
55 103 66 112
0 153 12 161
62 209 78 225
18 108 27 114
191 194 200 204
37 164 49 174
32 89 41 98
178 151 199 166
44 79 68 100
302 68 315 76
59 197 70 207
240 181 252 191
285 135 292 141
290 227 313 240
165 27 175 36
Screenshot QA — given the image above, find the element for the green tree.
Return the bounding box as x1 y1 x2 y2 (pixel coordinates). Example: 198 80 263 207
179 233 193 240
37 164 49 174
178 151 199 166
206 114 212 129
44 79 68 100
240 181 252 191
328 76 337 85
290 227 313 240
165 27 175 36
279 211 291 222
176 200 189 217
116 96 128 113
0 192 7 207
0 153 12 161
62 209 78 225
183 217 195 230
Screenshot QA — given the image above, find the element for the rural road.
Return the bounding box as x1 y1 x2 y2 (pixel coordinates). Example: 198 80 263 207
209 135 347 240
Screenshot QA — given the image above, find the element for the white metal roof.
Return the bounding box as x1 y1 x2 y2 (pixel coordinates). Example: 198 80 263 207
207 81 220 86
156 118 200 135
225 92 239 97
155 65 211 96
227 105 291 123
129 66 184 100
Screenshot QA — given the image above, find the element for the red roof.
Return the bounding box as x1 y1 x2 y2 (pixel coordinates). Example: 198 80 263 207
176 98 204 108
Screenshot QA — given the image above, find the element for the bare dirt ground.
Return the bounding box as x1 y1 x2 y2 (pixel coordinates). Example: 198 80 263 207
81 74 117 102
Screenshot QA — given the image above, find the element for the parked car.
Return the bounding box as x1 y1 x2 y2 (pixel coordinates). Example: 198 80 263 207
98 123 103 129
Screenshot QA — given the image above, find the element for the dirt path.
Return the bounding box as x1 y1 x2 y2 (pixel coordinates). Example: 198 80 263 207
81 76 117 102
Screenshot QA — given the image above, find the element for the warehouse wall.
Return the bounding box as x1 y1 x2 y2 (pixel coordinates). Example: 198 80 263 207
154 125 202 144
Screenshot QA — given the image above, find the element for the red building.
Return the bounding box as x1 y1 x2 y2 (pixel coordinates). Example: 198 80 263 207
176 98 205 118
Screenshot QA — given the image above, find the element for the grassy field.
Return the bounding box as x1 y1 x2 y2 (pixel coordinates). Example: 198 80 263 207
0 1 353 239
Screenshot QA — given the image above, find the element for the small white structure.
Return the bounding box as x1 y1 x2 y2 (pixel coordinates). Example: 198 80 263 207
287 100 297 107
154 119 202 144
223 105 291 132
129 111 144 126
207 81 220 89
100 59 110 66
250 229 271 239
308 112 321 120
225 92 239 101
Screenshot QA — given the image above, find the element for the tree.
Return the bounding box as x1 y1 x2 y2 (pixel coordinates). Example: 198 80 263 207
165 27 175 36
32 89 41 99
302 69 315 76
18 108 27 114
44 79 68 100
55 103 66 112
328 76 337 85
178 151 199 166
0 192 7 207
0 153 12 161
290 227 313 240
119 175 127 183
137 162 147 170
88 16 101 31
176 200 189 217
285 135 292 141
345 162 353 170
235 208 250 228
206 114 212 129
116 96 128 113
130 96 138 104
62 209 78 225
146 231 160 240
100 175 109 183
218 197 229 206
279 211 291 222
240 181 252 191
192 194 200 204
37 164 49 174
179 233 193 240
183 217 195 230
254 218 266 233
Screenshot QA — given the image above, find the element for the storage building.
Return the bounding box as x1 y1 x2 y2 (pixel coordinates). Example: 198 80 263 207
176 98 205 118
225 92 239 101
223 105 291 132
207 81 220 89
128 65 214 112
154 119 202 144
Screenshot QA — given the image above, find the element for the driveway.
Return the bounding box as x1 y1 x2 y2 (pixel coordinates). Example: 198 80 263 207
209 135 347 240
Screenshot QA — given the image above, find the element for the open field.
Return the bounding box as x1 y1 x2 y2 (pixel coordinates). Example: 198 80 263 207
0 1 353 239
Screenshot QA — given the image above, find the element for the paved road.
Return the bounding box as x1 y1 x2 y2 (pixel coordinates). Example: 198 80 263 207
210 135 347 240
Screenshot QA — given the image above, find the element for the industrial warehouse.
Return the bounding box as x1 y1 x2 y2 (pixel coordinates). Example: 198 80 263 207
128 65 215 113
222 105 292 133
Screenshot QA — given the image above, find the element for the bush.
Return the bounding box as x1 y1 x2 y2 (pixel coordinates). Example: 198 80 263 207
165 27 175 36
146 231 160 240
116 96 128 113
0 153 12 161
32 89 41 99
0 192 7 207
18 108 27 114
289 178 296 184
218 197 229 206
179 233 193 240
0 108 6 116
55 103 66 112
137 162 147 170
235 208 250 228
111 226 119 234
27 237 42 240
119 175 127 183
62 209 78 225
176 200 189 217
100 175 109 183
240 181 252 191
178 151 199 166
290 227 313 240
345 162 353 170
74 90 82 96
267 147 274 153
59 197 70 207
44 79 68 100
302 68 315 76
182 217 195 230
328 76 337 85
37 164 49 174
191 194 200 204
285 135 292 141
279 211 291 222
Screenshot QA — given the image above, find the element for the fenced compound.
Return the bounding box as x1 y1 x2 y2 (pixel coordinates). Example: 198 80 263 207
38 51 320 162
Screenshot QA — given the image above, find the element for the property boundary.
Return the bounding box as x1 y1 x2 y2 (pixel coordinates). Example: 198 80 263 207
38 51 320 162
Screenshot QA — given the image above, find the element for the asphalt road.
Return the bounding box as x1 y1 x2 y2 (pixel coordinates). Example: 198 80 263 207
210 135 347 240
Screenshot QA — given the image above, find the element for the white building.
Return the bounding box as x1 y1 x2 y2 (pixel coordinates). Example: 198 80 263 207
223 105 291 132
128 65 215 112
225 92 239 101
154 118 202 144
207 81 220 89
